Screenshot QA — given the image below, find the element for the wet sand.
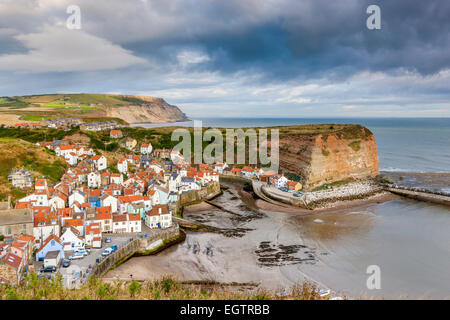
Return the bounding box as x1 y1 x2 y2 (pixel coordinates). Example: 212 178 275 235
104 182 450 299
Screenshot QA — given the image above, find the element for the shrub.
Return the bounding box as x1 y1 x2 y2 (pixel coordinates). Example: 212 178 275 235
128 281 142 297
348 141 361 152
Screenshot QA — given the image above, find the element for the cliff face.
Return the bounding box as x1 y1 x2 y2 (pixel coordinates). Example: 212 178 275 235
278 125 379 190
106 97 188 123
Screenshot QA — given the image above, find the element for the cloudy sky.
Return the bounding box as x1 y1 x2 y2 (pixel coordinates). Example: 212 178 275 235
0 0 449 118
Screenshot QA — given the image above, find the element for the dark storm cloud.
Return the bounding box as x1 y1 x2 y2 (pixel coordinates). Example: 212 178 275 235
111 0 450 81
0 0 448 117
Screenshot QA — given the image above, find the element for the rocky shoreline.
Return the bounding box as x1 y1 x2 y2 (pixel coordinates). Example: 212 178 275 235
301 180 385 209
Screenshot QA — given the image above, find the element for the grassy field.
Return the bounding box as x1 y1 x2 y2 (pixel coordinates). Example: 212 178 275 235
0 273 328 300
21 93 149 107
21 115 53 121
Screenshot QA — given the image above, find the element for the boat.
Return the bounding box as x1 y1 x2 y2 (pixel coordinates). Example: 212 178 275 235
319 289 331 297
276 289 291 297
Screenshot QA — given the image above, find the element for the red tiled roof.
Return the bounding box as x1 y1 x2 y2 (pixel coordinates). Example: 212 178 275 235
148 205 169 216
4 253 22 269
60 145 75 150
63 219 84 228
96 206 112 220
89 189 102 197
35 179 47 186
112 214 127 222
128 213 140 221
118 195 144 203
16 235 35 243
57 208 73 217
86 223 101 235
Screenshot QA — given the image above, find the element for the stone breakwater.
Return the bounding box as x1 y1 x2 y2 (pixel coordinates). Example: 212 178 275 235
301 181 384 208
384 187 450 206
260 180 384 209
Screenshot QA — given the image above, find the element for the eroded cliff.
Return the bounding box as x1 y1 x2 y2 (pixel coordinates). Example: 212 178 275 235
106 96 188 123
278 124 379 190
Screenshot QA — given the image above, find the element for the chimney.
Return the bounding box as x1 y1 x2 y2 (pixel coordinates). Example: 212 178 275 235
158 207 162 214
7 196 11 210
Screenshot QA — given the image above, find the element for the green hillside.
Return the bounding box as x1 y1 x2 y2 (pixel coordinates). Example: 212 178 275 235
0 139 68 202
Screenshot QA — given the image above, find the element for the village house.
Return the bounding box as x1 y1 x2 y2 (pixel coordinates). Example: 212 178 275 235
121 137 137 151
110 173 123 185
91 155 107 171
110 129 123 139
49 194 66 210
9 238 33 267
112 213 141 233
88 172 101 188
0 253 23 285
0 209 33 238
35 235 64 262
8 169 33 189
63 213 85 236
85 223 102 248
33 207 60 245
168 172 181 193
270 174 288 188
213 163 228 174
68 190 86 207
117 195 144 214
55 145 76 157
144 205 172 229
179 177 201 193
140 143 153 155
117 159 128 174
100 194 118 213
231 168 242 176
259 170 277 183
35 179 48 192
44 251 62 269
286 180 302 192
154 149 171 159
60 227 84 251
65 152 78 166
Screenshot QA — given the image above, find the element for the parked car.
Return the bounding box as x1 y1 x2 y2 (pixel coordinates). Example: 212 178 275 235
105 237 111 243
110 245 118 252
293 192 303 197
69 252 84 260
102 248 112 256
62 259 71 268
40 266 56 273
75 248 89 256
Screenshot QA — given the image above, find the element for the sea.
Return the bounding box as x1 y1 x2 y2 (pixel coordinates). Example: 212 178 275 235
131 117 450 298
